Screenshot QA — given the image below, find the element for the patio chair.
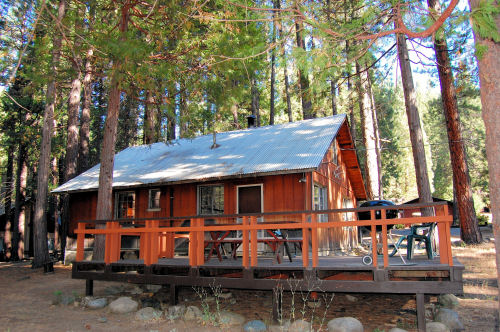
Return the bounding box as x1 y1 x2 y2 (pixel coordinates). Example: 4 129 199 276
407 223 437 260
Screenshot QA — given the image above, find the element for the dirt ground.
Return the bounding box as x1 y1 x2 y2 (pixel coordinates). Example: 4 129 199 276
0 228 497 332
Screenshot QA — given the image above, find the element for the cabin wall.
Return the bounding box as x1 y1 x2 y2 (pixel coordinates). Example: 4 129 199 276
313 138 359 254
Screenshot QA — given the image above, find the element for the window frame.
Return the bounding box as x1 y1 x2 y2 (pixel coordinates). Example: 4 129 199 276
313 183 328 222
331 139 338 165
147 188 161 211
114 191 136 219
197 184 225 215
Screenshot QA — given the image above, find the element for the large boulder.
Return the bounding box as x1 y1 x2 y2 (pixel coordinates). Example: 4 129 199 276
182 305 203 321
166 305 186 320
135 307 163 321
289 319 312 332
438 294 459 309
218 311 246 326
108 297 139 314
243 319 267 332
426 322 451 332
327 317 363 332
434 308 464 331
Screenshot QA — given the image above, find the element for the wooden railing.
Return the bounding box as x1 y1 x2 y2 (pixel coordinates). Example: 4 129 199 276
74 202 453 268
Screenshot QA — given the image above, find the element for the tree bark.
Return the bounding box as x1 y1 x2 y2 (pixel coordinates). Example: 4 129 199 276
78 46 93 174
61 18 83 259
356 62 380 200
276 0 292 122
294 8 313 119
330 80 337 115
396 31 433 216
32 0 66 268
467 0 500 316
251 77 261 126
269 0 278 125
367 73 383 199
427 0 481 243
93 4 130 260
2 145 14 260
12 144 27 260
144 90 158 144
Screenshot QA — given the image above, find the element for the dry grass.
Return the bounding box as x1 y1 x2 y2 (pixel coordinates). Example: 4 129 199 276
452 228 499 330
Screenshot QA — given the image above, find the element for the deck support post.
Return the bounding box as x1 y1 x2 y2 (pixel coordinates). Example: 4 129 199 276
85 279 93 296
170 284 178 305
272 287 282 323
416 293 425 332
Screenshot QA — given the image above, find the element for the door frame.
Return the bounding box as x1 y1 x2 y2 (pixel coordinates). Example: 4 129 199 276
236 183 264 214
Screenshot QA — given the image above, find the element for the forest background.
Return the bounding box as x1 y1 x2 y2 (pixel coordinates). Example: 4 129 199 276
0 0 495 265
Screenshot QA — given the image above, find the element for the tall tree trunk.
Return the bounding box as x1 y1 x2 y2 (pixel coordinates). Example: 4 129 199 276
269 0 277 125
251 77 261 126
467 0 499 315
367 73 383 199
78 46 93 174
276 0 292 122
144 90 157 144
179 83 189 138
166 85 176 141
427 0 481 243
32 0 66 268
61 18 83 259
93 4 130 261
330 80 337 115
356 63 380 200
294 8 313 119
231 103 240 129
3 145 14 260
12 144 27 260
396 31 433 216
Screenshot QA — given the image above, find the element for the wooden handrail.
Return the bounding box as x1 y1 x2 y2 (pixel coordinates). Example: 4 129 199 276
74 202 453 269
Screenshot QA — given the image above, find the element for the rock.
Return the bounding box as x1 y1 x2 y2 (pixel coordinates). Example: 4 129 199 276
434 308 464 331
128 286 144 295
108 297 139 314
135 307 163 321
289 319 312 332
307 300 322 309
388 328 408 332
345 295 358 303
438 294 459 309
86 298 107 309
97 317 108 323
166 305 186 320
327 317 363 332
219 291 233 299
104 285 125 296
243 320 267 332
146 284 162 293
452 240 466 248
141 297 161 310
182 306 203 321
268 320 291 332
218 311 246 326
426 322 450 332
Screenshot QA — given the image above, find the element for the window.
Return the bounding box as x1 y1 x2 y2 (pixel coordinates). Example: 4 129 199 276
198 185 224 215
342 198 354 221
115 191 135 219
313 184 328 222
148 189 161 210
331 139 338 165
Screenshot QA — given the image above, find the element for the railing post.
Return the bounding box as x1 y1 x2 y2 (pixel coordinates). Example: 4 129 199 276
370 210 378 267
381 210 388 267
250 216 258 267
111 221 121 262
196 218 205 266
188 218 196 267
302 213 309 268
76 222 85 262
104 221 113 264
242 216 249 268
311 214 318 268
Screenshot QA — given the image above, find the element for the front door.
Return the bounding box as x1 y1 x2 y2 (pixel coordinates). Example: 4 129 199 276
237 185 262 214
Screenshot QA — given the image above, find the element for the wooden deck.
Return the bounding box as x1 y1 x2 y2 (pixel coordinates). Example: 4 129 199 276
72 203 462 332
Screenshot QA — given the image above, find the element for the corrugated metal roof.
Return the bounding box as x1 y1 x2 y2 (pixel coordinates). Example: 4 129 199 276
53 115 346 193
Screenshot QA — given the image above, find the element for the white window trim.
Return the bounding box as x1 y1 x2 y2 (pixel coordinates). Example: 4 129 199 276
236 183 264 214
147 188 162 212
331 139 338 165
313 183 328 222
197 184 225 215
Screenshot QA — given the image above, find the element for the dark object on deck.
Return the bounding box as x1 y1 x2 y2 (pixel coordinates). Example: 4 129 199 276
407 223 437 260
357 200 399 232
43 261 54 274
247 115 257 128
